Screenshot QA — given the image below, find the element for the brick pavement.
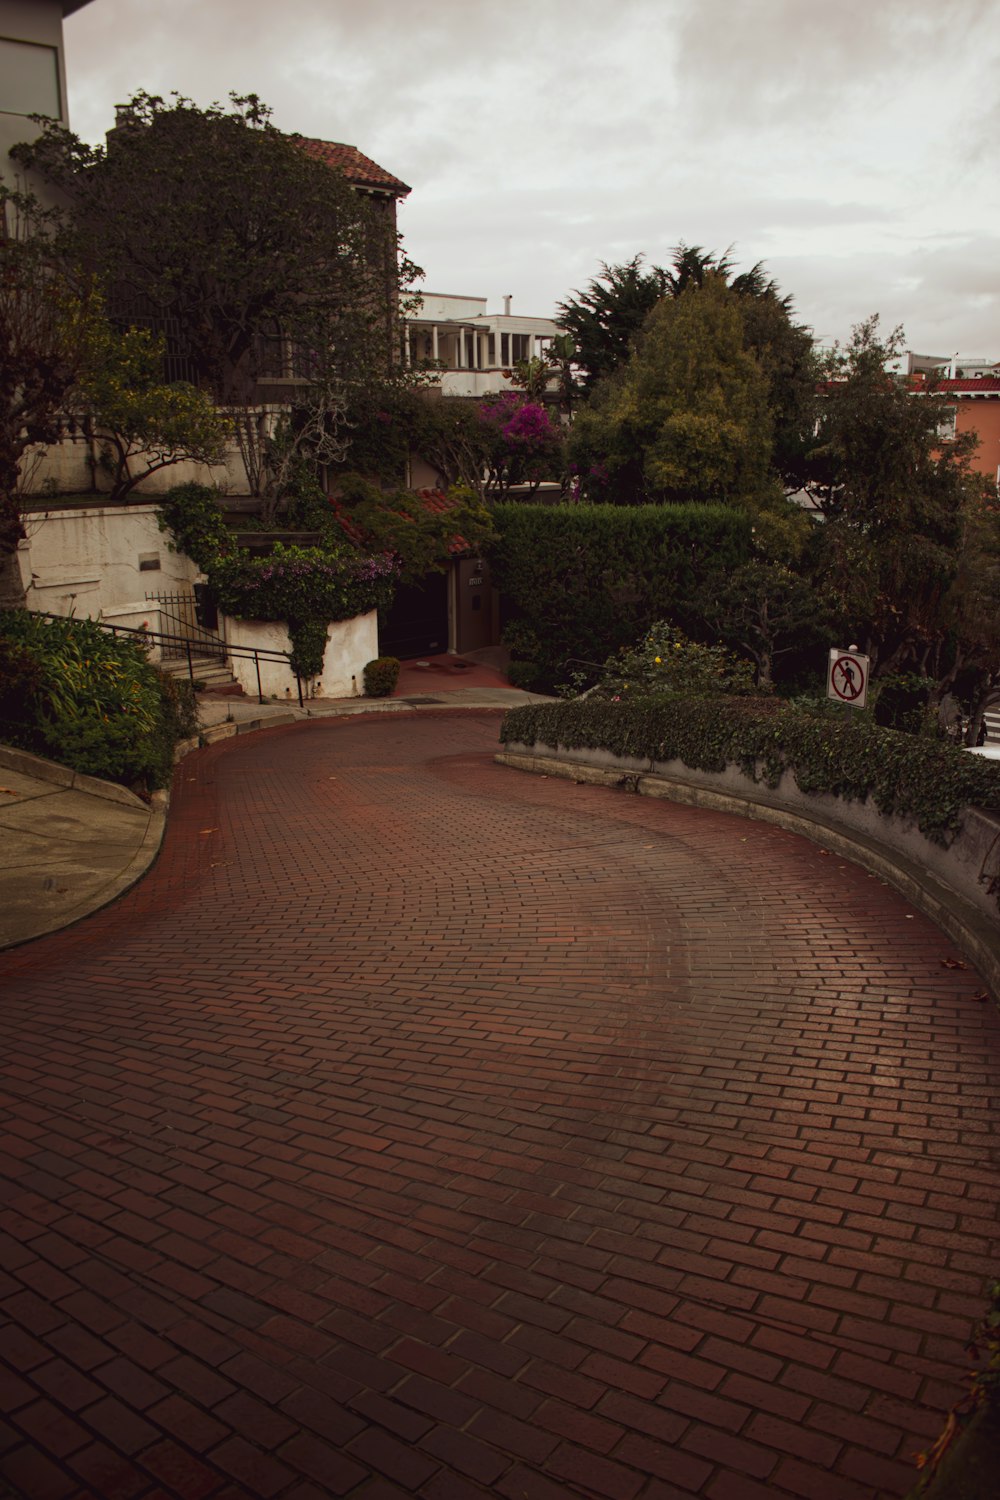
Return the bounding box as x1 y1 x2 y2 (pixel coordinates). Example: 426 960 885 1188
1 709 999 1500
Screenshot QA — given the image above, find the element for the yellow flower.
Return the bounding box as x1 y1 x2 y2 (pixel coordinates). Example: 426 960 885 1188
654 656 661 664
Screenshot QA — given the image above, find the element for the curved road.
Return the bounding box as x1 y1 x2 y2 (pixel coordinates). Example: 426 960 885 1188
2 711 999 1500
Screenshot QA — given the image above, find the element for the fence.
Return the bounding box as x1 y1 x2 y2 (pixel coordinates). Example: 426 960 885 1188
29 612 304 708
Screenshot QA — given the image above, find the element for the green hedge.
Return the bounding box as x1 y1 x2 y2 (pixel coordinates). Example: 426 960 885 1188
0 612 197 791
499 695 1000 844
489 502 753 691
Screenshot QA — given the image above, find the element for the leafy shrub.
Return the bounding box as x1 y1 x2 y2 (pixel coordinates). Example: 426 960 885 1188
507 660 543 691
499 694 1000 844
593 622 756 700
211 542 397 627
363 656 400 697
157 482 233 571
0 636 45 722
159 486 400 682
489 501 753 691
0 611 194 789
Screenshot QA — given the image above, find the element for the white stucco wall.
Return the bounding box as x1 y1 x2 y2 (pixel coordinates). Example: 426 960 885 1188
221 609 378 701
18 429 241 499
18 503 199 618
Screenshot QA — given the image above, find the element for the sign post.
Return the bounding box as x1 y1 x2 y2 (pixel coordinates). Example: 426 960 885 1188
827 646 870 709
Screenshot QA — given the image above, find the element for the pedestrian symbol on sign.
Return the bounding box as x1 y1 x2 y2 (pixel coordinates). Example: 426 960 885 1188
827 647 870 710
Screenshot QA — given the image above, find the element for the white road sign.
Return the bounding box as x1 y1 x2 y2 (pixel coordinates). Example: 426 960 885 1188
827 648 870 709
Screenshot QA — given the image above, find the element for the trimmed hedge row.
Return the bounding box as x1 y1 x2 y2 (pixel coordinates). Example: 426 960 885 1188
489 502 753 691
499 696 1000 845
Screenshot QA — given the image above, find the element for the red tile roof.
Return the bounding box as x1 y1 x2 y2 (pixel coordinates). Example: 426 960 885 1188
292 137 410 197
936 377 1000 393
328 489 471 557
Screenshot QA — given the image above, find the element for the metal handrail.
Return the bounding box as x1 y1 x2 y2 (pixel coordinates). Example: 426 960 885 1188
28 611 304 708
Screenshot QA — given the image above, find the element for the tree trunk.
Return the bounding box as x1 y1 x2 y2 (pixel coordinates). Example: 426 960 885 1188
0 492 28 609
0 545 27 610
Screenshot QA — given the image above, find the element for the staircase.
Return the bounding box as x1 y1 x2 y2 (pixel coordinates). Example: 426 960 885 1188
159 653 244 696
983 707 1000 744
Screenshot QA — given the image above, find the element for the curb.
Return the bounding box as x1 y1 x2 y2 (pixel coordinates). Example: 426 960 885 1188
0 743 151 808
906 1403 1000 1499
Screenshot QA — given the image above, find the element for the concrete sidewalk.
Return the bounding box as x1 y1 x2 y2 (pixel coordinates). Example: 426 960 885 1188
0 655 550 949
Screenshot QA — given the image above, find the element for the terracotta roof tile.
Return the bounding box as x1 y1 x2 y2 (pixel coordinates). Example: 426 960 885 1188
292 137 411 197
936 377 1000 393
328 489 470 557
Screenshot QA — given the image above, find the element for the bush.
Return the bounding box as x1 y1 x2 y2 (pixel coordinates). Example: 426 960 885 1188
499 694 1000 844
158 486 400 679
489 501 753 691
0 611 193 790
157 482 233 571
593 622 756 700
363 657 400 697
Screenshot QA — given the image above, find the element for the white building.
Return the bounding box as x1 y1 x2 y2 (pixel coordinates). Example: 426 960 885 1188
405 293 560 398
894 351 1000 380
0 1 92 201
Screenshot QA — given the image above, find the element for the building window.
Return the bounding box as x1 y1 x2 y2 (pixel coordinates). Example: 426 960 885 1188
936 407 957 441
0 38 61 119
511 333 530 362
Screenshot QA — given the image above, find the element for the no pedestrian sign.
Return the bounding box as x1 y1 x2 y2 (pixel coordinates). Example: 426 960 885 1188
827 648 870 709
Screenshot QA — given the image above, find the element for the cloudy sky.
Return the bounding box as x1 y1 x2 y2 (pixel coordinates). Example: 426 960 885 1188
63 0 1000 357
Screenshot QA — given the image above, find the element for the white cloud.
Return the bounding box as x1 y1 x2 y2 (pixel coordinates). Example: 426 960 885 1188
63 0 1000 351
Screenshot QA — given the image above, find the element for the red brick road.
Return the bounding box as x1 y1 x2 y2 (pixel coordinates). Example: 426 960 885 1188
2 711 999 1500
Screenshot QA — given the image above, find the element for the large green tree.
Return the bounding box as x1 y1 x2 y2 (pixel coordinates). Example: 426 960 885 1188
560 246 816 490
14 92 415 405
75 316 228 503
557 255 670 393
0 190 97 607
807 317 998 716
569 276 795 514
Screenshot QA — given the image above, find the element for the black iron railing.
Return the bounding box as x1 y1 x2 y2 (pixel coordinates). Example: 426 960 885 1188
29 612 304 708
144 588 226 662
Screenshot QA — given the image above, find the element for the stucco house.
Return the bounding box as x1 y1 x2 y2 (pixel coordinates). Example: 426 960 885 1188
926 376 1000 489
405 292 560 400
0 1 92 203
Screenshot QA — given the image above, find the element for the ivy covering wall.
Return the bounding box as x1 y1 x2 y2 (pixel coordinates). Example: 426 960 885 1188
500 695 1000 845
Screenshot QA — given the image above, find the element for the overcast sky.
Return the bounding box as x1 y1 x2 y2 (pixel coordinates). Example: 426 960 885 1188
63 0 1000 357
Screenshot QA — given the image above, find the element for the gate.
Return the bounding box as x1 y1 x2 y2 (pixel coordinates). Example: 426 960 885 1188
145 587 227 661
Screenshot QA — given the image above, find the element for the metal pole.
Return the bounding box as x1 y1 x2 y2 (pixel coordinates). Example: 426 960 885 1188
254 652 263 704
186 641 194 690
296 672 303 708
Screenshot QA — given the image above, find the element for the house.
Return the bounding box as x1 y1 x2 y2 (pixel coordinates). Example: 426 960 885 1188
897 352 1000 487
924 376 1000 489
0 1 92 204
329 487 499 660
405 292 560 399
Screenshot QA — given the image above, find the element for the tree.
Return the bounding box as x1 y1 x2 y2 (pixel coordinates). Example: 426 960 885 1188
695 560 839 691
569 276 780 508
0 189 97 608
560 246 817 489
477 394 565 499
75 316 228 503
557 255 670 393
807 317 997 703
13 92 416 405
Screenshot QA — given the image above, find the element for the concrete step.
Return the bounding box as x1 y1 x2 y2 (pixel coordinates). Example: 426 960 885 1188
159 654 243 695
